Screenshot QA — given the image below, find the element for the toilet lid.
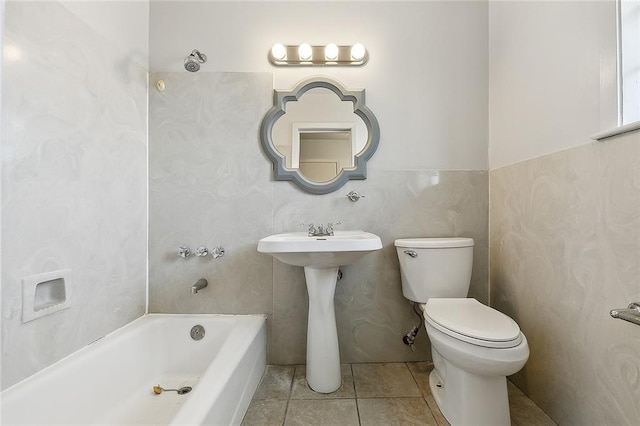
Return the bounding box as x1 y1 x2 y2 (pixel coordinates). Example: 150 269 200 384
425 298 522 348
394 238 474 248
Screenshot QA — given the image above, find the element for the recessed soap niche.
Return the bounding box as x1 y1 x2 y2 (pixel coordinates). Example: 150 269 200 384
22 269 72 323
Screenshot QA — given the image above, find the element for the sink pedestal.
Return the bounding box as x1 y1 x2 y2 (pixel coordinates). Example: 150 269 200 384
257 231 383 393
304 266 341 393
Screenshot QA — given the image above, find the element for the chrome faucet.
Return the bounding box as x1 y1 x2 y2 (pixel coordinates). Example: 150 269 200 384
190 278 208 294
304 222 341 237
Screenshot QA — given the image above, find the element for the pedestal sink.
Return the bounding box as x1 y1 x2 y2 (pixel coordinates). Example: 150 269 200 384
257 230 382 393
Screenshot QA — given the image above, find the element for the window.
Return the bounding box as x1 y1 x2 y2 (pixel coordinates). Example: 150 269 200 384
619 0 640 124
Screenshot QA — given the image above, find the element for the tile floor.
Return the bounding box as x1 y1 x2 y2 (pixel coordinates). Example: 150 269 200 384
242 362 556 426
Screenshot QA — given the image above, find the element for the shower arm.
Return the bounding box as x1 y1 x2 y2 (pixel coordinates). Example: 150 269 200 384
191 50 207 63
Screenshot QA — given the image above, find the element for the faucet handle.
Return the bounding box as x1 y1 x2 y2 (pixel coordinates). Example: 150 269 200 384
326 222 342 235
211 246 225 259
346 191 365 202
195 246 209 257
178 246 191 258
301 222 317 235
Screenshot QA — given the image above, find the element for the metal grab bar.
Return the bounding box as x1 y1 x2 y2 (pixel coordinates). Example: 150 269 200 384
610 302 640 326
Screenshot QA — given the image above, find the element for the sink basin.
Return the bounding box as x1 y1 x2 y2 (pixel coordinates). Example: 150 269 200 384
257 230 382 267
257 230 382 393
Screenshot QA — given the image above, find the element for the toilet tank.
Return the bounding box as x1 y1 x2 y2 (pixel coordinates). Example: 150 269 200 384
395 238 474 303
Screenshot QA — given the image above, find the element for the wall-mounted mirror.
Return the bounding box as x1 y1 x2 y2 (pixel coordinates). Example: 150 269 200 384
260 77 380 194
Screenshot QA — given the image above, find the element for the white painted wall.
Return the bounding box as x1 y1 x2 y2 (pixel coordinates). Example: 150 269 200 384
60 0 149 69
621 0 640 125
488 1 617 169
150 1 489 171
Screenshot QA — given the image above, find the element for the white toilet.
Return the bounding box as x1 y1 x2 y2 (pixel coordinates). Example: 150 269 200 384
395 237 529 426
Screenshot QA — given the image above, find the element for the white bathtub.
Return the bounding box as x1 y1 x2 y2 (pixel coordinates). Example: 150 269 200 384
1 314 267 425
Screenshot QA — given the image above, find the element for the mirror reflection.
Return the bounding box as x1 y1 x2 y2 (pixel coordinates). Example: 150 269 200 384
298 130 351 182
271 88 368 182
259 77 380 195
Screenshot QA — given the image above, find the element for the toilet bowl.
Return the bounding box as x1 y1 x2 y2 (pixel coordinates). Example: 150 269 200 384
424 298 529 426
395 238 529 426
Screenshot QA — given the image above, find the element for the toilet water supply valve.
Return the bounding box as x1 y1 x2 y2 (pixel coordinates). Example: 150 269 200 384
402 302 424 351
403 325 420 351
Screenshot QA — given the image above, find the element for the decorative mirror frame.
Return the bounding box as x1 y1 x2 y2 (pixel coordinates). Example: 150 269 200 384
259 76 380 195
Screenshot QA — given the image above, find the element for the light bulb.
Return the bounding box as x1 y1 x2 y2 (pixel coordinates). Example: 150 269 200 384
271 43 287 60
351 43 366 61
325 43 339 60
298 43 313 60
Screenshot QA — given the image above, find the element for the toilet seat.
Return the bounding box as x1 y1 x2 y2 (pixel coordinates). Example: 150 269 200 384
424 298 523 349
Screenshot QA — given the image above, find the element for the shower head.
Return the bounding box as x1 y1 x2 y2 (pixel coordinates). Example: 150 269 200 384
184 49 207 72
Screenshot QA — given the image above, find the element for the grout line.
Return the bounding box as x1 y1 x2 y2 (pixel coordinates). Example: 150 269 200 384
350 364 362 425
406 362 441 424
405 362 425 396
281 365 296 425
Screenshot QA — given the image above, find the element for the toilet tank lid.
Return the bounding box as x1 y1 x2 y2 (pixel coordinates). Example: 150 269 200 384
425 298 521 342
394 237 474 248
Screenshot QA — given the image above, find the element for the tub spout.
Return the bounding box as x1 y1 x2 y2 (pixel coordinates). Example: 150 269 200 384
191 279 208 294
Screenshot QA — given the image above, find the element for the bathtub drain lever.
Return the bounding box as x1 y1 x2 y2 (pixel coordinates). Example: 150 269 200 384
153 385 192 395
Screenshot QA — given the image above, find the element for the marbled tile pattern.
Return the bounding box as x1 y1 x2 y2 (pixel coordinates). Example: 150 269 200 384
1 1 147 389
490 134 640 425
243 362 555 426
148 72 274 317
148 71 490 365
269 170 489 364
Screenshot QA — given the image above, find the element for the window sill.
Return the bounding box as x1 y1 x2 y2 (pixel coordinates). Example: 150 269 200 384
591 121 640 141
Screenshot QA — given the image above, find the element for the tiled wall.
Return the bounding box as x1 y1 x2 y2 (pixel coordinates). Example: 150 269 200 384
490 133 640 424
1 1 148 389
148 72 489 364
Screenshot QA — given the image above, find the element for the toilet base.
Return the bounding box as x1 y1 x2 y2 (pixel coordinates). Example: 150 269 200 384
429 362 510 426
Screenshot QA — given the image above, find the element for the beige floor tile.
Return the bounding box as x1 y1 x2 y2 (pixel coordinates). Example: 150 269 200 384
406 361 434 397
284 399 359 426
253 365 295 400
353 362 422 398
241 399 287 426
244 364 556 426
424 394 451 426
290 364 355 399
510 395 557 426
358 397 437 426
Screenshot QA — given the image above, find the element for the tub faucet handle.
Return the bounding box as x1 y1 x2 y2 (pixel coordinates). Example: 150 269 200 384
178 246 191 258
211 246 225 259
195 246 209 257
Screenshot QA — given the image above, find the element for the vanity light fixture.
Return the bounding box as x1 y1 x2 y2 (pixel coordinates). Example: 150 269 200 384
350 43 366 61
325 43 339 60
268 43 368 66
271 43 287 60
298 43 313 60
